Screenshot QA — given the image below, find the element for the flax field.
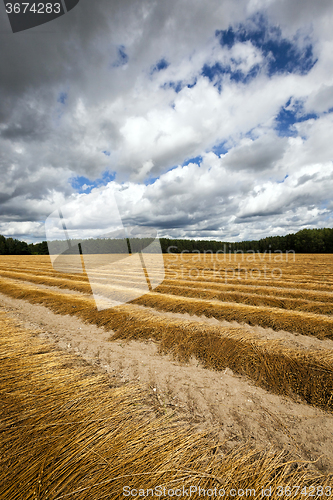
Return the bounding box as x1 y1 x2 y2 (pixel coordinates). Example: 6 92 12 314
1 253 333 498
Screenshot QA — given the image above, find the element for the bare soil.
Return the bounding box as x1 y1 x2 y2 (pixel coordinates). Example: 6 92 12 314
1 291 333 473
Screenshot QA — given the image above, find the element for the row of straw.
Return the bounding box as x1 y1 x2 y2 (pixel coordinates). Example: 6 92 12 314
1 277 333 411
2 264 333 301
0 310 332 499
2 253 333 293
162 278 333 302
132 292 333 340
1 269 333 338
2 267 333 317
155 284 333 315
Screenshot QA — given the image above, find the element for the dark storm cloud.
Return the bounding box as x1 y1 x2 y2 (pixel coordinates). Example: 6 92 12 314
0 1 119 103
222 134 287 172
296 173 318 186
0 101 50 140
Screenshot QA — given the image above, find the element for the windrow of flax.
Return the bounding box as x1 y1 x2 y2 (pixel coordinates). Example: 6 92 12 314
0 311 331 499
0 277 333 411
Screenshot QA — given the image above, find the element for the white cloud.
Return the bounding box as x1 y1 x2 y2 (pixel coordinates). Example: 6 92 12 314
1 0 333 241
37 122 333 242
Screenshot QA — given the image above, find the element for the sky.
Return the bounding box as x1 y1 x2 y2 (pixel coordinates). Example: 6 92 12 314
0 0 333 243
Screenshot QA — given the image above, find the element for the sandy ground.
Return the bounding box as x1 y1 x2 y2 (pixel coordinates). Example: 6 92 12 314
1 290 333 474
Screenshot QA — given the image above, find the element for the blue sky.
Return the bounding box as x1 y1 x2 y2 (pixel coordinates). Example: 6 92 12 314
1 0 333 242
274 99 318 137
216 17 317 76
151 58 170 74
71 170 116 194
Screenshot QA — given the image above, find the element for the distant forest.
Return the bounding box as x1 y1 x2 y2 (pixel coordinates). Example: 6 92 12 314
1 227 333 255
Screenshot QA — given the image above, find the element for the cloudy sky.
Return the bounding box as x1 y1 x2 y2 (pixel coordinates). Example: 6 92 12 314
0 0 333 243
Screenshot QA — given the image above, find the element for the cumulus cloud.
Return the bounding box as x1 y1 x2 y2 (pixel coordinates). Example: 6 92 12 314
0 0 333 242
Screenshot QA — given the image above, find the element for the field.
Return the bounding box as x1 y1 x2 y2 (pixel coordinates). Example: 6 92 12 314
1 252 333 498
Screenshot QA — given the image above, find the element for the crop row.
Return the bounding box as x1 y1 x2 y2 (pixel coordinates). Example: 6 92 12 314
0 277 333 412
156 284 333 315
132 292 333 340
2 267 333 321
3 265 332 304
0 272 333 339
3 260 333 294
164 267 333 292
2 311 330 499
2 254 333 296
163 278 333 302
0 269 92 293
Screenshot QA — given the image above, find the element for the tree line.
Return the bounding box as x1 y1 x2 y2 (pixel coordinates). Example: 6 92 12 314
0 235 48 255
160 227 333 254
0 227 333 255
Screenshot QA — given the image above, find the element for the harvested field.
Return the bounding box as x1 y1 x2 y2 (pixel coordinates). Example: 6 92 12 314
0 255 333 404
1 253 333 495
1 310 332 499
1 274 333 411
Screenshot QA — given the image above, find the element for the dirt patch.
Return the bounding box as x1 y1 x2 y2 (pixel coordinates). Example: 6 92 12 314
1 291 333 473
